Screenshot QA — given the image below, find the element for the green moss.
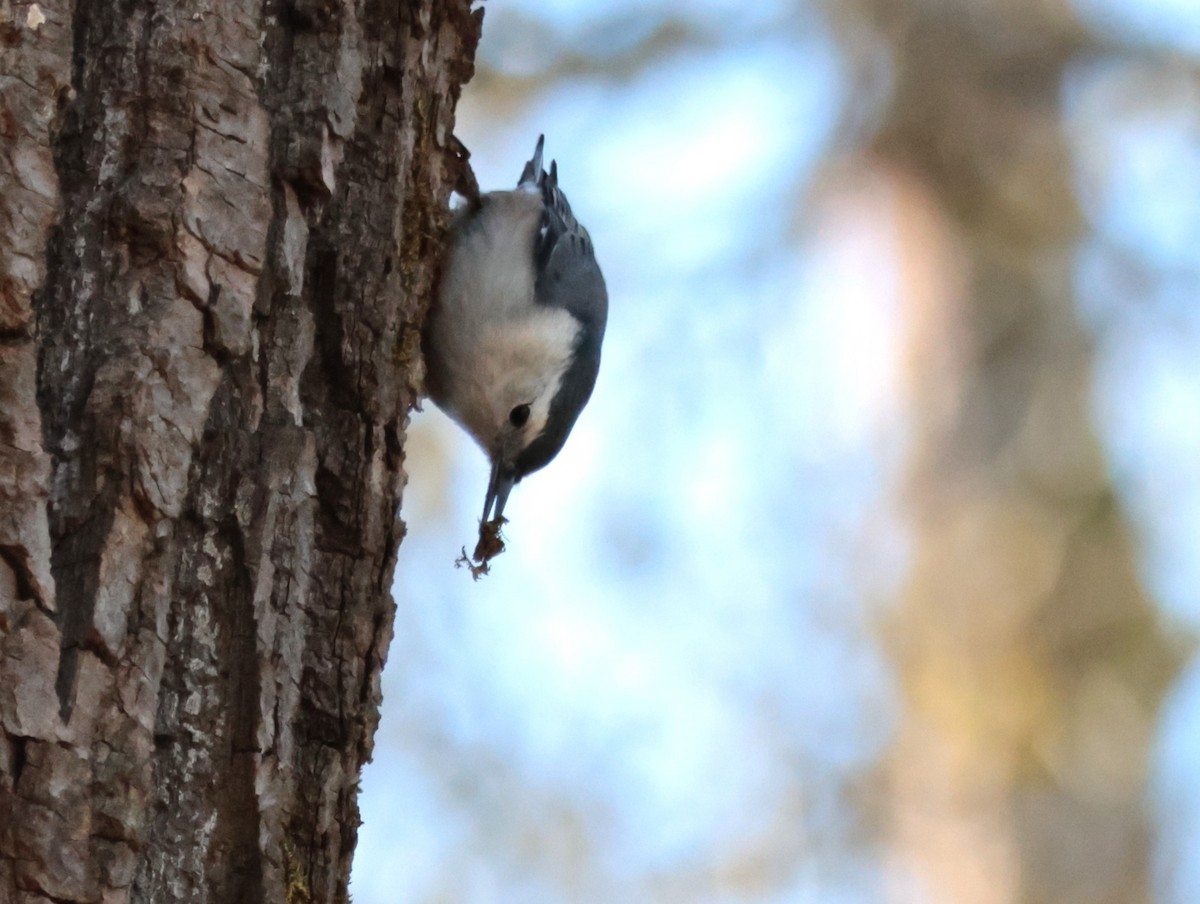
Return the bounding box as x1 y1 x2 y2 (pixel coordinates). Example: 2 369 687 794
282 839 313 904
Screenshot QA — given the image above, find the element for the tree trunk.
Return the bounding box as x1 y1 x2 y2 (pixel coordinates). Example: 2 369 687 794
0 0 480 901
830 2 1182 902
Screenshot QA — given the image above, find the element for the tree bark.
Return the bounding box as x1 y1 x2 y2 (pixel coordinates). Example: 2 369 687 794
0 0 480 901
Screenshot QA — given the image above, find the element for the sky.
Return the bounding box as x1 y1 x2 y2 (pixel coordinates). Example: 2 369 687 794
351 1 1200 901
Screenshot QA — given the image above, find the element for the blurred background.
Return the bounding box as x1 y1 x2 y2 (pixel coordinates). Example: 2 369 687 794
352 0 1200 901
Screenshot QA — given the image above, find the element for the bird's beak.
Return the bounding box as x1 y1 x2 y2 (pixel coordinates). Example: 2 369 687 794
482 459 515 523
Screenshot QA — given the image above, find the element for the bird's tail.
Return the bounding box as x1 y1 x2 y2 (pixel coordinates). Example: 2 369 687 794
517 134 546 190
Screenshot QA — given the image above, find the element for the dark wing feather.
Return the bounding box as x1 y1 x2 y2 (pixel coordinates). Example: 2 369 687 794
511 141 609 480
533 160 608 333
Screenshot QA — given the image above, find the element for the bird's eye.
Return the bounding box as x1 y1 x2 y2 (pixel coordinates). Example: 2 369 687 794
509 404 531 428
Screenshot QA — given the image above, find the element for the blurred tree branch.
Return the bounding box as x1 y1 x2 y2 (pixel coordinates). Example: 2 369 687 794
822 0 1186 901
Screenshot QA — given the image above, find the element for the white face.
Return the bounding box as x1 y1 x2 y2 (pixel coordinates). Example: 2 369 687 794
457 307 579 461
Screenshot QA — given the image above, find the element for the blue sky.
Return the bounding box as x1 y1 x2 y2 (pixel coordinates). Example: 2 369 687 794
352 1 1200 901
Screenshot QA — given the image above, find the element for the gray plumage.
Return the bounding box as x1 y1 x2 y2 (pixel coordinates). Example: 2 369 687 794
424 135 608 524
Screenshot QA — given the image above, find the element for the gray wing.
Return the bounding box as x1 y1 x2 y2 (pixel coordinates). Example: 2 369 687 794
533 160 608 336
511 148 608 480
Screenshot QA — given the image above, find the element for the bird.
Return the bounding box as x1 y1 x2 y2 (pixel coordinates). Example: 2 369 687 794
424 135 608 534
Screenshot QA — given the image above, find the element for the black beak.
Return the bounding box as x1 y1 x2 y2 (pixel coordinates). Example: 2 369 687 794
482 459 516 523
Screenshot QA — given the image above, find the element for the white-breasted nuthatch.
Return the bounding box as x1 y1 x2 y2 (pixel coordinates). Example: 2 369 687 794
425 135 608 531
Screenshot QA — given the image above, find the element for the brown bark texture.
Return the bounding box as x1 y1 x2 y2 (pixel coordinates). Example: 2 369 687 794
0 0 481 901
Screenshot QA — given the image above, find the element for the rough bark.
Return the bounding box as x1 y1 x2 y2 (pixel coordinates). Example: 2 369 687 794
0 0 481 901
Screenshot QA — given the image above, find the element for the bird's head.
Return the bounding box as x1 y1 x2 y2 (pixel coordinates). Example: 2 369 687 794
476 315 600 523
